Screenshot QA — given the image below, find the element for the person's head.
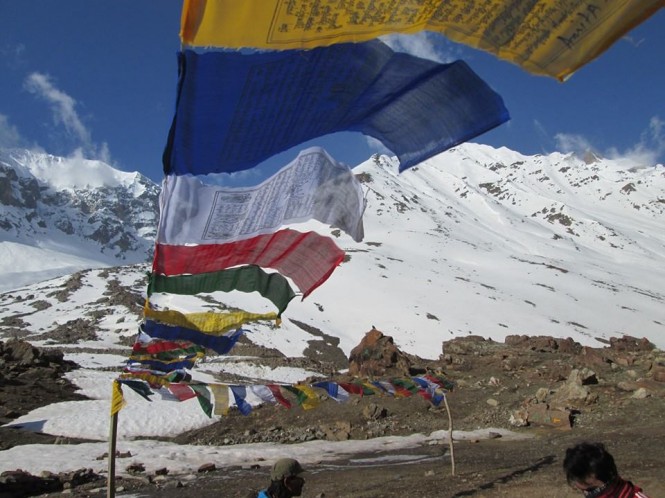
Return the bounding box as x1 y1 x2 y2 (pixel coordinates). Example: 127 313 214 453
563 442 619 495
268 458 306 497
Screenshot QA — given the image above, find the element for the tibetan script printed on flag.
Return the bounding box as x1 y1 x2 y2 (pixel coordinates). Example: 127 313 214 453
158 148 365 244
180 0 662 80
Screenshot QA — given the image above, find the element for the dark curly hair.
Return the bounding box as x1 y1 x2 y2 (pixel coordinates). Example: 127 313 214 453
563 442 619 485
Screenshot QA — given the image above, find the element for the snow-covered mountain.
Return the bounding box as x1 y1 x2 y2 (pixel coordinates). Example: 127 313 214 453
0 148 159 291
0 143 663 357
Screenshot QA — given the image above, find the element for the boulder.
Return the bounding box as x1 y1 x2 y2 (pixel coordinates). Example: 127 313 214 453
348 328 411 377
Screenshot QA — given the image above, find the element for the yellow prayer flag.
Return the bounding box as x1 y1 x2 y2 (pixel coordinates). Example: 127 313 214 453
180 0 662 81
295 384 320 410
111 380 127 415
143 303 277 333
209 383 230 416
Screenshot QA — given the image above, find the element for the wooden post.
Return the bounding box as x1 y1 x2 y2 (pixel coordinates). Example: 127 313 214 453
443 395 455 476
107 382 120 498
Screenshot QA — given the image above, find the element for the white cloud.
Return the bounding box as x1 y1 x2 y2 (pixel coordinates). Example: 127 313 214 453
24 72 91 145
555 116 665 168
23 72 112 163
606 116 665 167
380 31 458 63
0 113 22 148
553 132 598 156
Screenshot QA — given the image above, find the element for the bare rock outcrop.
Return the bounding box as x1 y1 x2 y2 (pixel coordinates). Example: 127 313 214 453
348 328 411 378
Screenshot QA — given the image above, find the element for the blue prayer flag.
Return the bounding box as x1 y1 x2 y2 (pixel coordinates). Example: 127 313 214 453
164 40 509 175
141 321 245 355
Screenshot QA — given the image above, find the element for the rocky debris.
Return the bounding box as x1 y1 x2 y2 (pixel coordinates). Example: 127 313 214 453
650 365 665 382
1 333 664 496
504 334 581 354
0 339 90 447
126 463 146 474
30 318 99 344
0 468 103 498
198 463 216 473
440 334 665 433
0 339 74 369
348 327 411 377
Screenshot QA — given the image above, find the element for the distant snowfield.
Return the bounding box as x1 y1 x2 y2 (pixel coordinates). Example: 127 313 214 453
0 143 663 476
0 241 110 293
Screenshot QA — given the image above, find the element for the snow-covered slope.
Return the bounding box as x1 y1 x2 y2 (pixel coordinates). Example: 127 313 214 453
1 143 663 357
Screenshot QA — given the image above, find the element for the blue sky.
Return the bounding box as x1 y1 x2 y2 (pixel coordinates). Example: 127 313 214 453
1 2 663 183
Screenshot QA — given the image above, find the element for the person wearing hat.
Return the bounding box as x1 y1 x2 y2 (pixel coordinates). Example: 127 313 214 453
257 458 306 498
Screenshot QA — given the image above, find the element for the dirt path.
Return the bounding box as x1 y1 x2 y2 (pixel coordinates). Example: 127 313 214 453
107 419 664 498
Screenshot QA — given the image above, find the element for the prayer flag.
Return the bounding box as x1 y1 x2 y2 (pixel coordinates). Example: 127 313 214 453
180 0 663 81
153 230 345 298
118 379 154 402
230 386 253 415
250 385 278 406
169 383 198 401
164 42 508 175
132 332 205 357
282 384 320 410
209 383 230 416
143 304 277 334
338 382 365 396
267 384 292 409
191 384 213 417
141 321 246 355
130 347 204 363
313 381 350 403
127 357 199 373
111 380 127 415
148 266 296 317
158 148 365 244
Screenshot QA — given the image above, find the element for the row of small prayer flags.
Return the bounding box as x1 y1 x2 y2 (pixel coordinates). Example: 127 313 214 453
113 374 454 418
180 0 663 81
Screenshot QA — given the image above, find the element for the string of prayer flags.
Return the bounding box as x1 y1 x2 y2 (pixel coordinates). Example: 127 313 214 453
180 0 663 81
112 374 454 419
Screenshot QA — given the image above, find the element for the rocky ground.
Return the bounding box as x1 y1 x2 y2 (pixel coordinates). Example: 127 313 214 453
1 332 664 498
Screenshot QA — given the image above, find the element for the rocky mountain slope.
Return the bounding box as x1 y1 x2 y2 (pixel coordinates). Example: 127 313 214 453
0 148 159 291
